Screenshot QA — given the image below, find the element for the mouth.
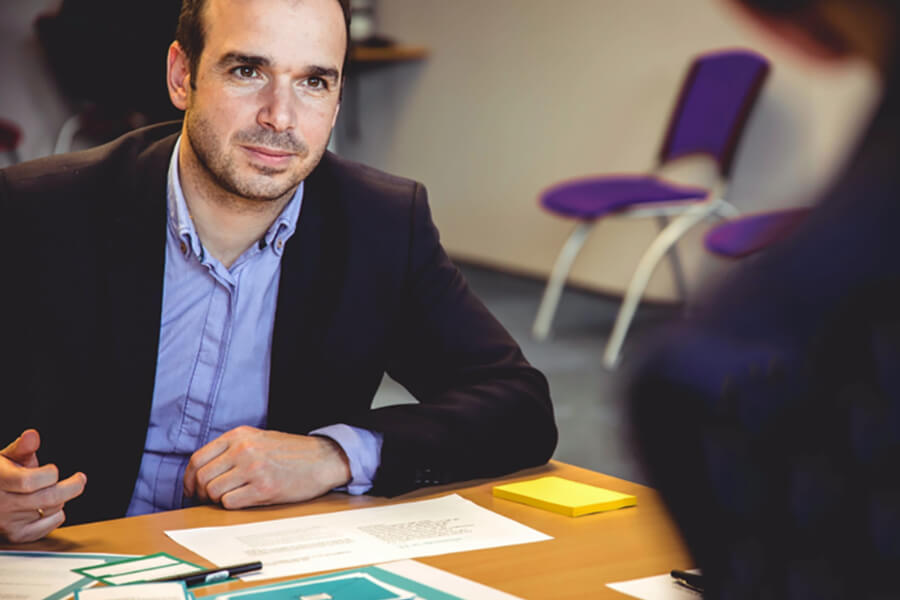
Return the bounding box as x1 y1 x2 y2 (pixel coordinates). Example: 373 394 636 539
241 145 297 168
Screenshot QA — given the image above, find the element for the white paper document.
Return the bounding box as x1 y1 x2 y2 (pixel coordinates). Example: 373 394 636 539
165 494 551 581
75 582 189 600
607 571 702 599
380 560 525 599
0 553 107 600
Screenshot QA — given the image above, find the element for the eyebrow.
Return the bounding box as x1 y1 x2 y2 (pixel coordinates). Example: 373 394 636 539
308 65 340 82
217 52 271 69
216 52 340 81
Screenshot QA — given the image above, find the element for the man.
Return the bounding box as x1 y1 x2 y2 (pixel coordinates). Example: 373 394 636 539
0 0 557 544
629 0 899 597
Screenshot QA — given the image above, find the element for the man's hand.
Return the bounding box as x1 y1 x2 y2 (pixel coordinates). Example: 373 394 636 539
183 426 351 509
0 429 87 543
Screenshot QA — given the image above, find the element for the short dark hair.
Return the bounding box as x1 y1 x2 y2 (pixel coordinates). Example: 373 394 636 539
175 0 352 89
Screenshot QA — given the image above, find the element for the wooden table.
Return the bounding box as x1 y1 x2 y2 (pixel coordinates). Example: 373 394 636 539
6 461 692 599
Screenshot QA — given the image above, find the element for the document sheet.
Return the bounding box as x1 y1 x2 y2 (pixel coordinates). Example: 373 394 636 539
0 551 130 600
165 494 551 581
607 571 702 599
75 582 189 600
379 560 524 599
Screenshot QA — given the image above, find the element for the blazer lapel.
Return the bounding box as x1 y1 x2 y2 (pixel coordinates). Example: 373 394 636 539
269 153 349 431
104 132 175 440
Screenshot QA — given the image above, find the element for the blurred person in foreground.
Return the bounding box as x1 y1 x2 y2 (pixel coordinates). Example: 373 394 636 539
0 0 556 544
629 0 900 597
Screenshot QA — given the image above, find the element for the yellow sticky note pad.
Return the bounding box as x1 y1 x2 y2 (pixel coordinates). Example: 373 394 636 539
493 476 637 517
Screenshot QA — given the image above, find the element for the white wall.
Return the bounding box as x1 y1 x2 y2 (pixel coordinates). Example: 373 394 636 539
335 0 879 300
0 0 70 161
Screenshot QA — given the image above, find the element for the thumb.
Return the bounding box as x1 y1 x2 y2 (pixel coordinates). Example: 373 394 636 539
1 429 41 468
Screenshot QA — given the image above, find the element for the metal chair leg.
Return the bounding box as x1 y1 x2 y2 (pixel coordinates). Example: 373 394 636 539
532 221 594 340
602 203 720 368
714 198 741 219
54 113 83 155
656 215 690 303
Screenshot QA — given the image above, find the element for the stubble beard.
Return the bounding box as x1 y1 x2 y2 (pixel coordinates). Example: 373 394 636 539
184 108 326 207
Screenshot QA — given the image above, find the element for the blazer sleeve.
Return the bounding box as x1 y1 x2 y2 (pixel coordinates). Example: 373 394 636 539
353 183 557 496
0 170 30 444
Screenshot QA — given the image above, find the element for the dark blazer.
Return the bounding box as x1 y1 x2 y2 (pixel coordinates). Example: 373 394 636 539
628 85 900 598
0 122 557 526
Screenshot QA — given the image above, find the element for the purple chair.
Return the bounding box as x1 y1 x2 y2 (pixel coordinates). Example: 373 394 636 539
0 119 23 165
704 207 811 258
531 49 770 368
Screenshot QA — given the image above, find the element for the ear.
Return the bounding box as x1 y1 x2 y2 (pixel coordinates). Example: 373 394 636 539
167 41 192 111
331 100 341 129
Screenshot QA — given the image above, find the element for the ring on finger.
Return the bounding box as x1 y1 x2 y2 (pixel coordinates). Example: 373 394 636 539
36 507 45 519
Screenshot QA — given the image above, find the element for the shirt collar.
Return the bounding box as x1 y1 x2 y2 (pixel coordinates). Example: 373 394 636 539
166 135 304 262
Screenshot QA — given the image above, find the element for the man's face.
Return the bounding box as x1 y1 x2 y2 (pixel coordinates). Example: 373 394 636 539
171 0 345 204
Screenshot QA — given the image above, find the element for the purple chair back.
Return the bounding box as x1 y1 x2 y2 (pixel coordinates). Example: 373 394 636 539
659 49 770 176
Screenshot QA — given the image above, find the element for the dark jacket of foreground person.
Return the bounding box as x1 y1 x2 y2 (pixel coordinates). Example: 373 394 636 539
630 73 900 598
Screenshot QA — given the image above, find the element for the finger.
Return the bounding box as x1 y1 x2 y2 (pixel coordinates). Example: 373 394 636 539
41 472 87 507
4 509 66 544
1 430 41 468
203 466 250 504
184 438 230 498
34 502 65 520
219 483 261 510
0 461 59 494
0 502 61 528
193 456 237 503
0 472 86 515
2 494 70 528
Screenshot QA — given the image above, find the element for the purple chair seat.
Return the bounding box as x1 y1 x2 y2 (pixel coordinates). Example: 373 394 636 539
704 207 811 258
540 176 708 219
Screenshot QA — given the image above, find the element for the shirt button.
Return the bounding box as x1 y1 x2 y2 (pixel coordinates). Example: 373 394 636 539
276 240 284 250
180 241 187 255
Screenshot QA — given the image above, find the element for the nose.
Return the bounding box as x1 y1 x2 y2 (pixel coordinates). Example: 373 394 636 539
257 82 296 132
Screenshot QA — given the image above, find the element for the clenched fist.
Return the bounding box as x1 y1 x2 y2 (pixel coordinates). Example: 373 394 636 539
183 426 351 509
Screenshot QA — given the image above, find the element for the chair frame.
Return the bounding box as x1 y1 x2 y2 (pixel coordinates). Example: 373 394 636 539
531 50 768 368
532 180 740 367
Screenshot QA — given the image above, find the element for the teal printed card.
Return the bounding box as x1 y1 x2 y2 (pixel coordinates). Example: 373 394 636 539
207 565 463 600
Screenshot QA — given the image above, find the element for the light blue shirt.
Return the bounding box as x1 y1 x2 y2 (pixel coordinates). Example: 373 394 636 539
126 137 382 516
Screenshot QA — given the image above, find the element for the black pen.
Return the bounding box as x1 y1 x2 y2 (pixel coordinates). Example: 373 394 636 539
670 569 704 594
153 561 263 587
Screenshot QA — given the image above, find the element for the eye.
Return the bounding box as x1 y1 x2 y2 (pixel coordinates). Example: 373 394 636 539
305 76 328 90
232 65 260 79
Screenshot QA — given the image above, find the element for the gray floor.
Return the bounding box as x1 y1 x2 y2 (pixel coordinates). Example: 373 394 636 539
373 262 680 486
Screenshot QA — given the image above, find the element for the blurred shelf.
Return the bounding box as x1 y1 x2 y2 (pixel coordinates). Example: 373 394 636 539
350 44 429 65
